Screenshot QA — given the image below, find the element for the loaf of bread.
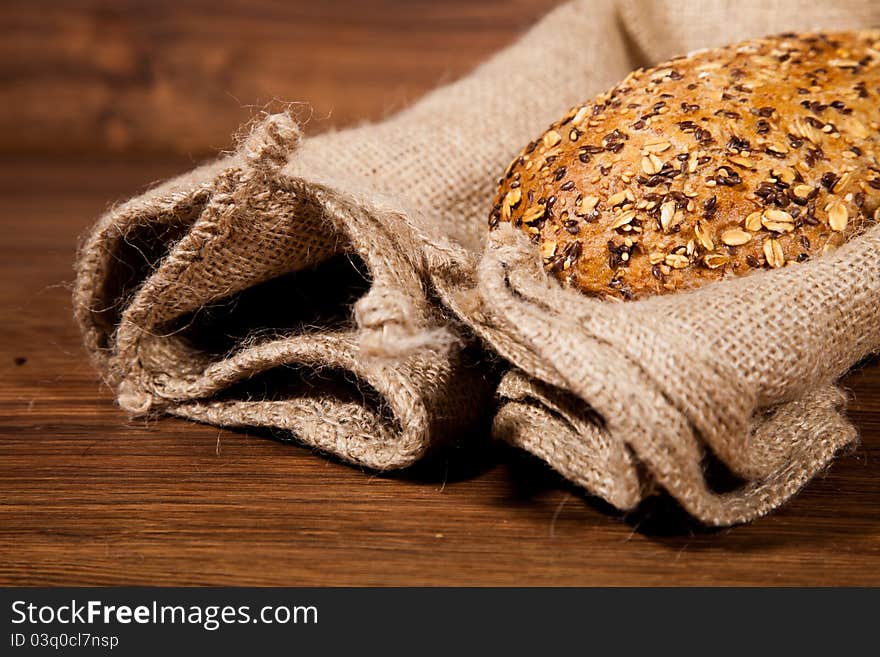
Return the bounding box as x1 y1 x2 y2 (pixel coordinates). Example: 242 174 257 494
489 31 880 300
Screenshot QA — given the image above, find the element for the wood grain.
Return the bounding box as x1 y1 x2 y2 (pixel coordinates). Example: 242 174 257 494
1 0 879 586
1 156 879 586
2 0 561 156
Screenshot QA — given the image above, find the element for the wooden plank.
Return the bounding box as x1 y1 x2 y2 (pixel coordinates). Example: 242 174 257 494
1 0 562 155
0 157 878 585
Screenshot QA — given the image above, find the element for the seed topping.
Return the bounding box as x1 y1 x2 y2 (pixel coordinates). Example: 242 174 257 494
721 228 752 246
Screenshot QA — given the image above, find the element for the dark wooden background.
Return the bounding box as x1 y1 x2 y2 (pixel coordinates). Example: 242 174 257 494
2 0 878 586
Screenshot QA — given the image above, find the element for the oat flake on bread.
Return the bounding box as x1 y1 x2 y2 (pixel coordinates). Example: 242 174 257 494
490 30 880 300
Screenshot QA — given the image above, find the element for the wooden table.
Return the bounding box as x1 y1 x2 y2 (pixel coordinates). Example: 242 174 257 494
2 0 878 586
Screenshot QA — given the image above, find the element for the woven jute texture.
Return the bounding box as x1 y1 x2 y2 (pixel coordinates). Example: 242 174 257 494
73 115 486 470
74 0 880 524
74 0 629 470
470 0 880 526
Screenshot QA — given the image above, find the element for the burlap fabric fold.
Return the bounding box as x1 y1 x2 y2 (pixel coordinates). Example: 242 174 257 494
74 0 880 524
468 0 880 525
74 0 640 469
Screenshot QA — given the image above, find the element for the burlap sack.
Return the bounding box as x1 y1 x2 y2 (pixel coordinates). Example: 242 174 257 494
74 0 879 524
74 133 480 470
469 0 880 525
74 0 639 469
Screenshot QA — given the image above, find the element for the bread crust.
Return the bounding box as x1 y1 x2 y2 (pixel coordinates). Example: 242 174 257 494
490 31 880 300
